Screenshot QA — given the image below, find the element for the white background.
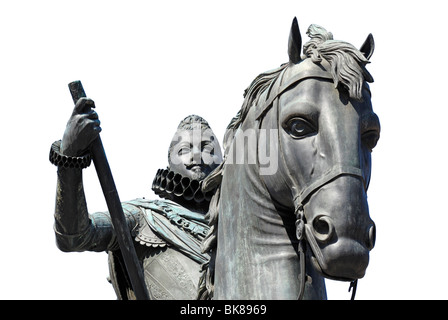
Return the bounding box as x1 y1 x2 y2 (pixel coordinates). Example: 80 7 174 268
0 0 446 299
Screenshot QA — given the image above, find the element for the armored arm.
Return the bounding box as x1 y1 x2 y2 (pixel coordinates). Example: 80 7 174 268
54 164 142 252
52 96 137 252
54 165 114 252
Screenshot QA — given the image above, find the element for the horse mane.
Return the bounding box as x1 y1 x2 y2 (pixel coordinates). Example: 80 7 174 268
197 24 374 299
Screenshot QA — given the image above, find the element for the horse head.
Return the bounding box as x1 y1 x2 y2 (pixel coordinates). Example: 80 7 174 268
200 18 380 300
258 18 380 282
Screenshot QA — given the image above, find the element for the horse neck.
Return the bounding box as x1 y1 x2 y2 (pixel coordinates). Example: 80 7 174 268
214 111 304 299
218 101 297 237
220 108 277 220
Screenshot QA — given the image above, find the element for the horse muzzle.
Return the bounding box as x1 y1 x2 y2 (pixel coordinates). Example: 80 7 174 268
299 175 376 281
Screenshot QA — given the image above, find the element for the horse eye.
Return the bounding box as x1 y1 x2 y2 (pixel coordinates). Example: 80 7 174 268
284 117 316 139
362 130 379 151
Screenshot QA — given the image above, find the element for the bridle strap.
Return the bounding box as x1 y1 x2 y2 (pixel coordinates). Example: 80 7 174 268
297 235 306 300
296 206 359 300
255 68 334 121
294 165 365 207
349 279 358 300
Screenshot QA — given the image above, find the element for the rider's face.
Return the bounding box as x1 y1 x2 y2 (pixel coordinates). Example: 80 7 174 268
169 128 222 180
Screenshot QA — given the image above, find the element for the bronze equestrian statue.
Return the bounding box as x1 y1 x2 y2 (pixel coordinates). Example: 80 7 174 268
50 17 380 300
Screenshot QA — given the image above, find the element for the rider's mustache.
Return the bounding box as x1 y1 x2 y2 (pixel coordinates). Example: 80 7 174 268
185 163 205 170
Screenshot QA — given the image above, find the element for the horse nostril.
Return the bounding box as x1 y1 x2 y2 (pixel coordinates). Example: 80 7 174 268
312 216 334 243
367 223 376 250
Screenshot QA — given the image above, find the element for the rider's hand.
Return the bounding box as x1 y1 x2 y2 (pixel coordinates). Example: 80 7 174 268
60 97 101 157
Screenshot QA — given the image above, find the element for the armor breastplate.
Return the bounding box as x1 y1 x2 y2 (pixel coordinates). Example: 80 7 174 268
142 246 202 299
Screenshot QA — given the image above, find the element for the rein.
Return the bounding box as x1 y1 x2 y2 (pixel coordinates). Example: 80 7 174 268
257 64 364 300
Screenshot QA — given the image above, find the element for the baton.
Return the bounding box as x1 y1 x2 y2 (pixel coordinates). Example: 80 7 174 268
68 80 150 300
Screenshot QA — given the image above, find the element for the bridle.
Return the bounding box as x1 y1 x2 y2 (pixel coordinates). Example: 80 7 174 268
255 63 368 300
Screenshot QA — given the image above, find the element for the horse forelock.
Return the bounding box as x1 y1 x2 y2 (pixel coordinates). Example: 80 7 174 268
302 24 374 101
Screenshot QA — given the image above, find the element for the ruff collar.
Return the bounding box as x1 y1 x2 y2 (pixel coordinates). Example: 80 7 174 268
151 168 215 209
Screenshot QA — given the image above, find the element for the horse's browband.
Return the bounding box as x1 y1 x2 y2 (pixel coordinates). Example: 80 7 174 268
255 68 334 121
255 67 371 121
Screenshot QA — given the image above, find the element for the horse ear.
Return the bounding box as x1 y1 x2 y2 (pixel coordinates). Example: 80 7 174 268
360 33 375 60
288 17 302 64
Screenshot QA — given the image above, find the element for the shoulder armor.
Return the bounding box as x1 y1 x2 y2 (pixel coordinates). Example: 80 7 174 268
135 212 167 248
